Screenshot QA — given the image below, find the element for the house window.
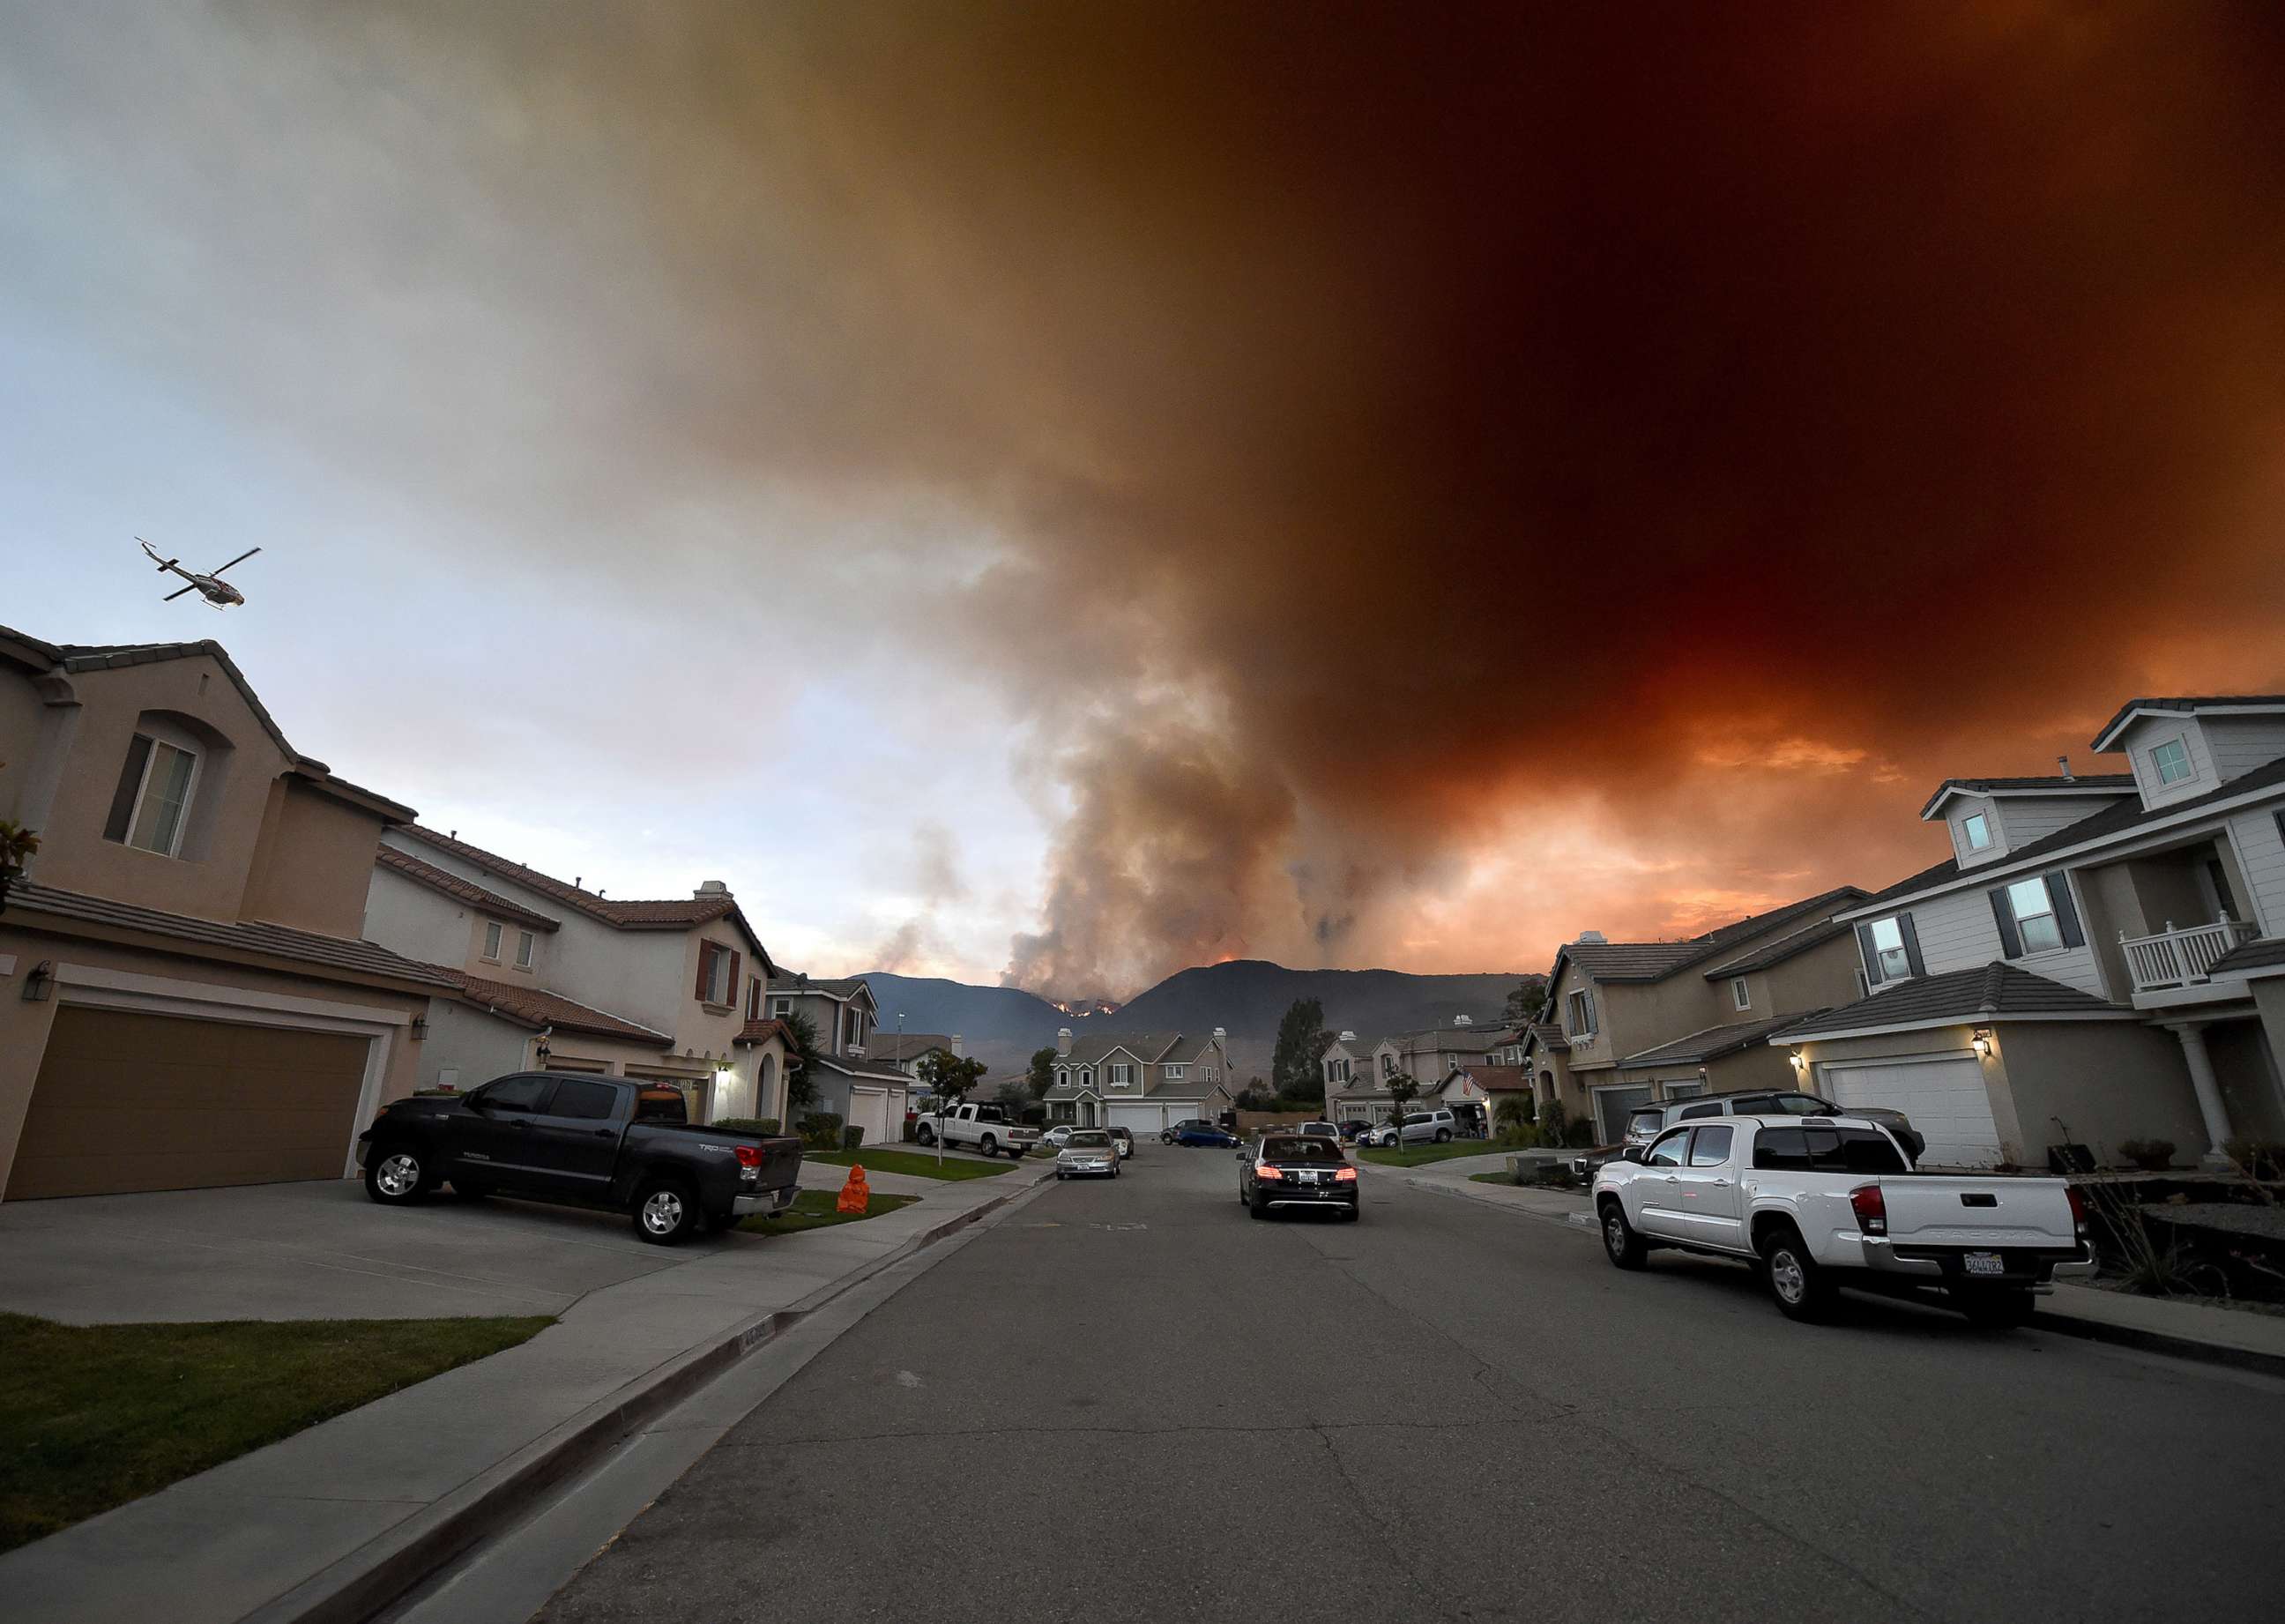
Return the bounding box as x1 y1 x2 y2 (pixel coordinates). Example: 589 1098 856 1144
2006 876 2065 954
2150 737 2192 786
1868 917 1911 981
1381 1054 1395 1077
770 996 792 1019
1202 1066 1217 1083
481 921 504 962
1164 1064 1186 1080
515 930 535 970
1730 977 1752 1011
697 942 734 1005
104 734 199 857
1056 1069 1068 1089
1566 988 1597 1038
1110 1062 1133 1089
1962 812 1991 851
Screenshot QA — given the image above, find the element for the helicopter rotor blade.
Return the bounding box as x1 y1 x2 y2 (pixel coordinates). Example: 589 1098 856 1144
163 585 197 601
209 547 261 577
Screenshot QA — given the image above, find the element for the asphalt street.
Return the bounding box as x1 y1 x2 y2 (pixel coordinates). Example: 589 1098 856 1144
532 1141 2285 1623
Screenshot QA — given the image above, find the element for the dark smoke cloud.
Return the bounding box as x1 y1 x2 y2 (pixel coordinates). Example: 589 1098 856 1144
38 4 2285 996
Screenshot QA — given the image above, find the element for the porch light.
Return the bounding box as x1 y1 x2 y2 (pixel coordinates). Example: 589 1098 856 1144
1973 1028 1993 1058
21 959 53 1002
411 1015 428 1039
1787 1047 1804 1070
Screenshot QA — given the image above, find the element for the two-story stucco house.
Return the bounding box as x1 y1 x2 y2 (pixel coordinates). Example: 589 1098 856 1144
763 973 913 1145
1530 886 1872 1142
1321 1031 1402 1123
362 827 793 1127
1775 696 2285 1169
1042 1026 1236 1133
0 629 451 1200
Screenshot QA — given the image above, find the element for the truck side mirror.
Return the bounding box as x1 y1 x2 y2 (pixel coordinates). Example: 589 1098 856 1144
1620 1145 1646 1165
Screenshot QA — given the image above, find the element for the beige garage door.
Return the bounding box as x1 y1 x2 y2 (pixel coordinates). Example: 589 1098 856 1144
8 1007 371 1200
846 1086 890 1149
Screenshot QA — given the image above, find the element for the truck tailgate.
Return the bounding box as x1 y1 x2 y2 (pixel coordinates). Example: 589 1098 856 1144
751 1136 802 1190
1880 1176 2077 1249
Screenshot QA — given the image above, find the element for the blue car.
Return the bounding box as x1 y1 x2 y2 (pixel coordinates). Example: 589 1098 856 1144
1169 1121 1239 1148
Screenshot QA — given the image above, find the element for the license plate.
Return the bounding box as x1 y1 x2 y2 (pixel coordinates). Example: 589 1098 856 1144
1963 1251 2006 1277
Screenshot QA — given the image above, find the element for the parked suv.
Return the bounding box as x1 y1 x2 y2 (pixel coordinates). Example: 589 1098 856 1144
1623 1090 1925 1164
1364 1107 1457 1147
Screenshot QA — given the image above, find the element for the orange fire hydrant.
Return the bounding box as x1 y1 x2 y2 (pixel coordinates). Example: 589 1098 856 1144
836 1164 870 1215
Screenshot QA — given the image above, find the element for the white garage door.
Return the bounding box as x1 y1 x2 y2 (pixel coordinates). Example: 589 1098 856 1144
846 1086 891 1150
1107 1101 1172 1136
1827 1055 2001 1167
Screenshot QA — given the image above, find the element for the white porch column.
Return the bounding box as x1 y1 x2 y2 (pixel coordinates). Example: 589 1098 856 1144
2166 1022 2234 1166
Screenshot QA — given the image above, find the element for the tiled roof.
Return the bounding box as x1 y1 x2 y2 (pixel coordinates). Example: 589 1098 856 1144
434 968 670 1044
394 828 770 964
1855 754 2285 914
865 1032 958 1062
2092 695 2285 749
1447 1063 1532 1092
2210 936 2285 976
1158 1032 1224 1062
1701 917 1854 978
735 1017 800 1047
1770 964 2129 1041
770 973 869 998
1919 774 2135 817
7 882 456 989
375 846 560 930
1619 1012 1823 1067
1522 1022 1569 1052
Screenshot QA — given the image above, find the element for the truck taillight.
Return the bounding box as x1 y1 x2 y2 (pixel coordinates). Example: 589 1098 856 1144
1849 1184 1887 1236
734 1144 763 1169
2065 1183 2088 1240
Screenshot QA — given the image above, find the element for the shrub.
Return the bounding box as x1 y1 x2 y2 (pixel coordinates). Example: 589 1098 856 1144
2115 1137 2176 1172
710 1116 781 1135
1542 1099 1568 1144
1500 1122 1543 1149
1563 1115 1597 1149
2226 1138 2285 1181
843 1125 867 1151
797 1113 845 1150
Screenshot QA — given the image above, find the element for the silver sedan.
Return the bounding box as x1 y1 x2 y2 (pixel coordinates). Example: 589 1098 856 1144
1055 1129 1122 1180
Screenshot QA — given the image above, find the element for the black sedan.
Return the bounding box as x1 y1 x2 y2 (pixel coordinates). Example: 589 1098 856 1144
1238 1134 1358 1220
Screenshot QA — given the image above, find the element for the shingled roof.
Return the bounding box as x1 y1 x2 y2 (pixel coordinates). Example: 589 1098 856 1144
1701 916 1855 979
866 1032 959 1063
1918 773 2136 818
431 968 670 1045
2209 936 2285 977
1560 886 1868 985
1619 1011 1823 1067
376 846 560 931
2092 695 2285 750
7 882 455 990
1770 964 2131 1042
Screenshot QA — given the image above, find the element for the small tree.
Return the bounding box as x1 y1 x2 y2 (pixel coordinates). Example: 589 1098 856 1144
1272 998 1330 1099
1385 1071 1421 1130
779 1009 824 1114
1026 1047 1060 1101
1542 1096 1568 1146
919 1047 987 1113
1502 977 1549 1027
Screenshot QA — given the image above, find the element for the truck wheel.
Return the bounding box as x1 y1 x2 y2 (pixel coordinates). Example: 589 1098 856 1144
364 1144 428 1206
979 1134 997 1157
914 1123 934 1146
1599 1199 1647 1270
1435 1129 1451 1143
632 1178 700 1246
1760 1225 1835 1322
1954 1285 2036 1328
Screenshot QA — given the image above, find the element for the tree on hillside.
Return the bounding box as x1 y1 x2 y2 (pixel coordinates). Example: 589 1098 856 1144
780 1009 823 1114
1026 1047 1060 1101
1502 976 1549 1027
1271 997 1329 1099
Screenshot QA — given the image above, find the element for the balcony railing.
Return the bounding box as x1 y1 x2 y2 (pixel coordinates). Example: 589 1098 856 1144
2121 915 2259 993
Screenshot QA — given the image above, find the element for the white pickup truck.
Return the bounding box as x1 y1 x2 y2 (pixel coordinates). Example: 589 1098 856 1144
1593 1114 2095 1325
912 1100 1038 1159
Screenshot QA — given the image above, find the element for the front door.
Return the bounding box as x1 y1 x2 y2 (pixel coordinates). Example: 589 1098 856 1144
1671 1122 1744 1250
1633 1127 1693 1239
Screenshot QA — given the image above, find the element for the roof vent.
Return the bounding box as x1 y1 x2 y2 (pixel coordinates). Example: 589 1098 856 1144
1577 929 1608 943
1454 1014 1473 1027
1338 1029 1356 1042
1212 1026 1226 1039
695 879 731 898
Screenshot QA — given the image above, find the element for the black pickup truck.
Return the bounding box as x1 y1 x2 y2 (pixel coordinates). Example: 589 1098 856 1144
357 1072 803 1245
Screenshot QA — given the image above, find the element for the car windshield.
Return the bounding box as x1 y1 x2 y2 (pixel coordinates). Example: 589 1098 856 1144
1067 1132 1113 1149
1262 1137 1344 1163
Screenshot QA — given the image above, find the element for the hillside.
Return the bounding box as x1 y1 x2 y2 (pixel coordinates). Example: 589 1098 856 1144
856 961 1533 1084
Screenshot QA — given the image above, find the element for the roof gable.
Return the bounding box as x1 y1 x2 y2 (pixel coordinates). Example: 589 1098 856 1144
2092 696 2285 752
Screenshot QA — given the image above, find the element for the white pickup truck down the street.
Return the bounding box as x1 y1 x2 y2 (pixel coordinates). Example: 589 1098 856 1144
1593 1114 2095 1324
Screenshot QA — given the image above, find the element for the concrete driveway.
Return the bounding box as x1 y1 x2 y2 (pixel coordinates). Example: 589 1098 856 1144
0 1177 771 1324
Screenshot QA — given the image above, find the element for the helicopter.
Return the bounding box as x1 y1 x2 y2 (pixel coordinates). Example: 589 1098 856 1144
138 538 261 608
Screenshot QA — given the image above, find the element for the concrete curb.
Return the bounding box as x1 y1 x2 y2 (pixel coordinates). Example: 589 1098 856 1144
1392 1168 2285 1379
243 1165 1055 1624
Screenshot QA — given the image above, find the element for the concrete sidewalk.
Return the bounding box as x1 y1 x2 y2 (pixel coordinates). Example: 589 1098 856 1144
1376 1158 2285 1376
0 1161 1053 1624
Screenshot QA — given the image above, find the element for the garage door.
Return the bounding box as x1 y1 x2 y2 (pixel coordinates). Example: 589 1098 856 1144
1827 1055 2000 1167
1593 1085 1653 1144
846 1086 890 1149
9 1007 371 1200
1106 1101 1172 1135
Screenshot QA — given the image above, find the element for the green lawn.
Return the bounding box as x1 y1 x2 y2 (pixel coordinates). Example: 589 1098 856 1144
1358 1141 1505 1167
1469 1171 1518 1186
803 1148 1011 1181
0 1311 550 1553
739 1188 919 1236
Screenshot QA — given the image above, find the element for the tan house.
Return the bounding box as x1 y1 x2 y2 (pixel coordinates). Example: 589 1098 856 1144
1535 886 1871 1142
1775 696 2285 1169
1042 1026 1237 1133
363 827 793 1125
0 629 450 1200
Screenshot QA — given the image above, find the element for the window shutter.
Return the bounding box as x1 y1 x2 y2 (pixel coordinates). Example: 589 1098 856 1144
725 951 741 1007
103 734 154 843
1988 887 2023 958
696 944 713 1002
1855 922 1884 987
1897 913 1925 978
2045 871 2085 949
